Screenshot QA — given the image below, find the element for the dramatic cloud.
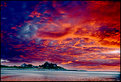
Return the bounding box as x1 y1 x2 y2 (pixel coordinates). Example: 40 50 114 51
1 59 9 63
1 1 120 71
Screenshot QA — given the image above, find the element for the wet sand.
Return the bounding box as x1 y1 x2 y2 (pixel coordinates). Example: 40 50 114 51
1 69 120 81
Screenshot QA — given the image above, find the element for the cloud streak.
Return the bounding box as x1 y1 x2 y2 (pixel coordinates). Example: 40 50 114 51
1 1 120 71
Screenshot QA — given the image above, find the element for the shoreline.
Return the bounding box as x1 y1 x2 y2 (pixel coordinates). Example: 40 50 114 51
1 68 120 81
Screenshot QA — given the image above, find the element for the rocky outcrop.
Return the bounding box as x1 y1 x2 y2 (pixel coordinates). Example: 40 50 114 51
21 63 34 68
38 62 66 70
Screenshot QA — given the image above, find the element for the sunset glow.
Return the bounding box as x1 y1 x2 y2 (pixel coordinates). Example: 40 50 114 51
1 1 120 71
110 50 120 54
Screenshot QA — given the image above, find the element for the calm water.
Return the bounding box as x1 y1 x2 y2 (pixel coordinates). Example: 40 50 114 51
1 69 120 81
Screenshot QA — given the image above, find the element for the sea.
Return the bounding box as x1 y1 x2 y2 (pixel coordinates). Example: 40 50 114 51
1 68 120 81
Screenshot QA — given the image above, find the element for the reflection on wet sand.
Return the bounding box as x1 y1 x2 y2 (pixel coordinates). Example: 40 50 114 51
1 69 120 81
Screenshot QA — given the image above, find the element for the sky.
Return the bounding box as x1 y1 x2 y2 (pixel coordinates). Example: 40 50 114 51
1 1 120 71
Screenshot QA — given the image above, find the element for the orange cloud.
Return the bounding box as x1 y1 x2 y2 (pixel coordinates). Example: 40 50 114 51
3 1 119 71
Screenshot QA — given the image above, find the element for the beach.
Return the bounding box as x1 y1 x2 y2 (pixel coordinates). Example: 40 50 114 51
1 68 120 81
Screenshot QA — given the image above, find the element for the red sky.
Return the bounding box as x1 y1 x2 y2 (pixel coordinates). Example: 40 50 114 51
1 1 120 71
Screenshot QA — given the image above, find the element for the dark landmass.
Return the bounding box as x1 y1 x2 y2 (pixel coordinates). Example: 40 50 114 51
1 62 87 71
38 62 66 70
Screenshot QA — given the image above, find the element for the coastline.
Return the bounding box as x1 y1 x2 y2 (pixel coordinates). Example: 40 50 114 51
1 68 120 81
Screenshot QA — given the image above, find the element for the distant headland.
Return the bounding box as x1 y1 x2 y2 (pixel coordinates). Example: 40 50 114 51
1 61 87 71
